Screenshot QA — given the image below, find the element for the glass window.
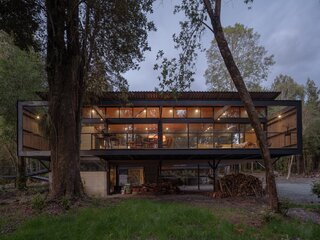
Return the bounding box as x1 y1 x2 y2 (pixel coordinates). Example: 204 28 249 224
162 107 173 118
147 107 160 118
132 124 158 149
219 107 240 118
189 124 213 149
201 107 213 118
174 107 187 118
120 108 133 118
187 107 200 118
82 107 91 118
163 124 188 149
133 108 146 118
240 108 248 118
106 108 119 118
240 107 266 118
256 107 266 117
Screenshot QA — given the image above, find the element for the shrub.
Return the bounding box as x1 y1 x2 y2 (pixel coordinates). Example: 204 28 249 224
60 196 71 210
31 193 45 211
279 199 291 216
311 181 320 198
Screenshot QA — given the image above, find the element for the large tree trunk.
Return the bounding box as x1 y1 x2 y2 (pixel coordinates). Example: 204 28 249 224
46 0 84 199
203 0 279 211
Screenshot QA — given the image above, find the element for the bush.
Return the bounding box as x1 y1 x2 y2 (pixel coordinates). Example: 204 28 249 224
279 199 291 216
60 196 71 210
311 181 320 198
31 193 45 211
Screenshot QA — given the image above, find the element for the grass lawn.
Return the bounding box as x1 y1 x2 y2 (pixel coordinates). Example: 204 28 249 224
1 198 320 240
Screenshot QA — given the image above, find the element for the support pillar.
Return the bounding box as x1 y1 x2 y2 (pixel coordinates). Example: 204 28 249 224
106 160 110 195
197 164 200 191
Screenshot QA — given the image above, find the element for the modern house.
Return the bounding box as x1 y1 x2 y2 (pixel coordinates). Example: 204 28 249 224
17 91 302 197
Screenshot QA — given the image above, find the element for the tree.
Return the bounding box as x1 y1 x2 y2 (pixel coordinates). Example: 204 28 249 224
271 74 305 101
205 23 274 91
0 0 41 51
303 78 320 171
155 0 279 211
0 31 44 188
45 0 155 199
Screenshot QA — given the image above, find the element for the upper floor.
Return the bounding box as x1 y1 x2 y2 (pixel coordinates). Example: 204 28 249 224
18 91 302 160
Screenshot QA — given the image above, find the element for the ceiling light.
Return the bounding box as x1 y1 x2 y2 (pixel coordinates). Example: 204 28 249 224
278 115 282 118
100 118 103 121
91 109 95 113
195 109 199 113
36 115 40 120
165 127 169 131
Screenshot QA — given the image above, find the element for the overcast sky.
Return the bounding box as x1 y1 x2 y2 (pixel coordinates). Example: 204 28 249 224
124 0 320 91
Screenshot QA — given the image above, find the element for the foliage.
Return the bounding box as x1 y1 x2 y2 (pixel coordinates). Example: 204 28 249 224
311 181 320 198
304 118 320 157
80 0 156 94
205 23 275 91
154 0 207 92
271 74 305 100
0 31 44 137
0 0 41 51
0 31 44 177
3 199 320 240
31 193 46 212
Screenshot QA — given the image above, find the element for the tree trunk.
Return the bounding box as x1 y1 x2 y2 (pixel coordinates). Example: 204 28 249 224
286 155 294 180
46 0 84 199
16 156 26 189
203 0 279 211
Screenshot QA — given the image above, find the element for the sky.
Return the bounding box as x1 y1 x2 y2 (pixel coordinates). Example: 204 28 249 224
124 0 320 91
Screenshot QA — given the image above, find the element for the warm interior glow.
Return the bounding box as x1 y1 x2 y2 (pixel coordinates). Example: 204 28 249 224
278 115 282 118
36 115 40 120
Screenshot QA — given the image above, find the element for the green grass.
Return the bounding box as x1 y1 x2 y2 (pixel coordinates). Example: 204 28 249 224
1 199 320 240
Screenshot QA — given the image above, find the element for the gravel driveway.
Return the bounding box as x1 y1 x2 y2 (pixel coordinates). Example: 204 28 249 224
276 177 320 203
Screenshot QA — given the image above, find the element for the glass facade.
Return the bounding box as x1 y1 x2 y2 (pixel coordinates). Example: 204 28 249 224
20 103 299 152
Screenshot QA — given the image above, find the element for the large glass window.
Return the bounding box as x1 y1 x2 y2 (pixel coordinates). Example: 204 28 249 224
163 124 188 148
217 107 240 118
187 108 200 118
81 124 105 150
133 108 146 118
82 107 104 118
201 107 213 118
240 107 266 118
106 108 119 118
174 107 187 118
120 108 133 118
147 107 160 118
162 107 173 118
189 124 213 149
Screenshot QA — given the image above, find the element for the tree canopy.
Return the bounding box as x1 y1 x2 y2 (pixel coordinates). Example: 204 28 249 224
205 23 274 91
0 0 41 51
271 74 305 101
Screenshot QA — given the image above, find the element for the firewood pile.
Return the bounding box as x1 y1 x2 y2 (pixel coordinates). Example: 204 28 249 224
131 182 180 195
214 173 264 198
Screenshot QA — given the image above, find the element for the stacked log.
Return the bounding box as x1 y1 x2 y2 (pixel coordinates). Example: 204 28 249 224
131 182 180 195
214 173 264 198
